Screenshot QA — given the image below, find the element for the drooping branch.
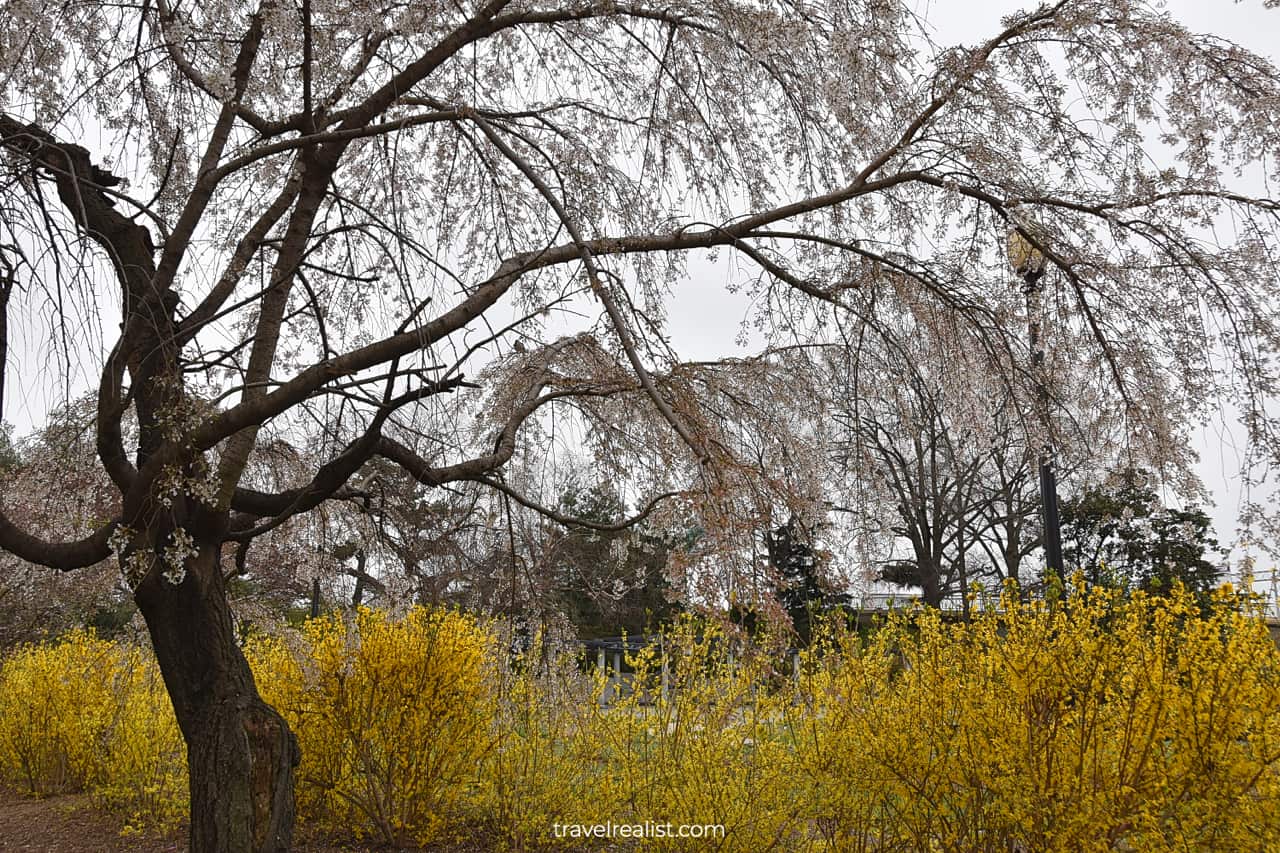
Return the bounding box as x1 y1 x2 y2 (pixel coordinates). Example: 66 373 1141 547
0 249 117 570
186 170 929 454
461 104 710 463
371 371 563 491
0 114 173 498
0 514 116 571
0 114 157 289
207 0 564 505
166 0 1062 495
472 475 683 533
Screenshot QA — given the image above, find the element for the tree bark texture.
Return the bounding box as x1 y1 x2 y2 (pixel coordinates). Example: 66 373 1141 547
135 543 298 853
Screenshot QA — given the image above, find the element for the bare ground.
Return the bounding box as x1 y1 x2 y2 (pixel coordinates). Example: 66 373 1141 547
0 790 180 852
0 789 509 853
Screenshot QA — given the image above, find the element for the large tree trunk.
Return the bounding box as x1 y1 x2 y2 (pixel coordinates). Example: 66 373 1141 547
916 551 945 608
134 541 298 853
906 538 946 608
919 570 944 608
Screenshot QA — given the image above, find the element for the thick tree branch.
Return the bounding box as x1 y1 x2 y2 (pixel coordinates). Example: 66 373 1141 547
151 6 269 292
224 376 475 539
187 170 926 453
461 105 710 462
0 515 116 571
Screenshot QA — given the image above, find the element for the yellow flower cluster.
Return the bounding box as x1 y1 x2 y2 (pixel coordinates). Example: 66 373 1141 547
796 584 1280 851
245 607 494 846
482 585 1280 850
479 619 804 851
0 630 185 834
2 584 1278 850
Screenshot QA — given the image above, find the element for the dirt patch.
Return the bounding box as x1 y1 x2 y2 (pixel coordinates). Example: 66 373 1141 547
0 790 181 852
0 790 557 852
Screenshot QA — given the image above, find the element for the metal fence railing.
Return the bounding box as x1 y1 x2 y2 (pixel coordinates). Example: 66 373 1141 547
1241 584 1280 621
850 587 1280 621
848 592 996 613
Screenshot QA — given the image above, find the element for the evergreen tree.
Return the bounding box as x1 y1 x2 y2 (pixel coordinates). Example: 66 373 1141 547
553 486 681 639
1059 469 1222 597
765 518 846 645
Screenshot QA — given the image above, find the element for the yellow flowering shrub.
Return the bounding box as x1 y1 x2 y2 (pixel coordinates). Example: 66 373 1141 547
480 639 610 845
799 583 1280 851
478 643 618 849
87 645 187 834
1 589 1278 850
0 630 185 833
595 624 803 851
478 586 1280 851
0 630 117 795
246 606 494 846
480 620 808 852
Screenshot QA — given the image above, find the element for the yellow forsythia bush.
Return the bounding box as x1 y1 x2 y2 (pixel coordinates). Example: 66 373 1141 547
0 630 115 795
0 630 186 833
592 623 805 851
246 606 494 846
796 583 1280 851
479 621 805 852
483 585 1280 851
479 643 610 849
2 588 1279 851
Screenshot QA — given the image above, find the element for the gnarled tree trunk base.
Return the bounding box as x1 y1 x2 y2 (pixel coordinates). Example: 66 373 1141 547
189 696 298 853
136 542 299 853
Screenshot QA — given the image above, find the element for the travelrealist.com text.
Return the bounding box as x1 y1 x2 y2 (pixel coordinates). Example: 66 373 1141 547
551 821 726 840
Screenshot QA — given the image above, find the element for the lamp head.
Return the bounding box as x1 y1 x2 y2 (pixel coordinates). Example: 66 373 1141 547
1006 229 1048 277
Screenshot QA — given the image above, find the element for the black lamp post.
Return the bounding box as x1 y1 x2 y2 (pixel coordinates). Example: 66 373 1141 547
1007 229 1065 581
